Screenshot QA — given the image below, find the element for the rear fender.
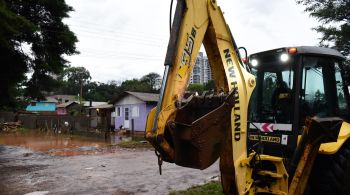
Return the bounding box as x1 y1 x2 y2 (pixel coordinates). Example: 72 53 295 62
319 122 350 155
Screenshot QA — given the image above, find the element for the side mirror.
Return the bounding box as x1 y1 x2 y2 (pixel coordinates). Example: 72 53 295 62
238 47 248 64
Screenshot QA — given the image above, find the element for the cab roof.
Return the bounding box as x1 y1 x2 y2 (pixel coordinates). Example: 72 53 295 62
250 46 345 60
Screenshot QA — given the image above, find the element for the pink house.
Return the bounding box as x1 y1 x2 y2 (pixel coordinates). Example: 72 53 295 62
56 101 79 115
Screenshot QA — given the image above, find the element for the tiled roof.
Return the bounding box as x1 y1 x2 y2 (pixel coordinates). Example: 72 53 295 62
89 104 114 109
82 101 108 107
110 91 159 104
125 91 159 102
46 95 76 103
56 101 77 108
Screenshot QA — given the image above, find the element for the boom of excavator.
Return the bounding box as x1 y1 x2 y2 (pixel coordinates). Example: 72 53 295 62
144 0 350 194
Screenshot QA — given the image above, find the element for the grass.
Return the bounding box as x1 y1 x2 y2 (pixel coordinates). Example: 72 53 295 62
169 181 223 195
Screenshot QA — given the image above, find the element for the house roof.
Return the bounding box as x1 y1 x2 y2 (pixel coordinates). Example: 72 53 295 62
89 104 114 109
29 100 57 103
46 95 76 103
82 101 108 107
26 102 56 112
126 91 159 102
56 101 78 108
110 91 159 104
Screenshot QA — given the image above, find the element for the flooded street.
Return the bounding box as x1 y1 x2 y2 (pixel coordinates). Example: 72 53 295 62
0 132 220 195
0 132 109 156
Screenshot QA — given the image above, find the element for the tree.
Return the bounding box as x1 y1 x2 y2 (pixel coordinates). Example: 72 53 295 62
120 79 153 92
141 72 161 91
54 72 158 103
187 83 205 94
296 0 350 58
0 0 78 109
85 80 122 102
0 0 34 109
63 66 91 102
204 80 215 91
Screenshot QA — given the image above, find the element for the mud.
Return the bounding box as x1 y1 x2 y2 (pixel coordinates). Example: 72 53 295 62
0 133 220 195
0 132 110 156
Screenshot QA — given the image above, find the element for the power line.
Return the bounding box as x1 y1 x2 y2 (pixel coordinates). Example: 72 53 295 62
69 25 166 44
41 27 166 48
79 49 164 58
67 22 168 41
65 18 168 39
74 29 165 47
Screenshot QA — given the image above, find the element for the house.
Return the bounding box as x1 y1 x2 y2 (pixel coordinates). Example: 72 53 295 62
111 91 159 131
56 101 79 115
25 101 56 114
88 104 114 130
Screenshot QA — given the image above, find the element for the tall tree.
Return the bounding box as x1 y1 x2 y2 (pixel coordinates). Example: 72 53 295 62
296 0 350 57
187 83 205 94
0 0 78 109
120 79 153 92
204 80 215 91
84 81 122 102
0 0 34 109
140 72 161 91
62 66 91 102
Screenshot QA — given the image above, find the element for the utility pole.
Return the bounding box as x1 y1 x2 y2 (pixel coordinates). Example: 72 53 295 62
80 80 83 115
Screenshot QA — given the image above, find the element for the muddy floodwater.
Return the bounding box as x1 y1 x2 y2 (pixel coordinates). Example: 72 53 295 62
0 131 116 156
0 131 220 195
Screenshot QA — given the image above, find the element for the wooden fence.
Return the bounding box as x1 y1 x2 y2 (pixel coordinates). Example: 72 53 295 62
0 112 108 132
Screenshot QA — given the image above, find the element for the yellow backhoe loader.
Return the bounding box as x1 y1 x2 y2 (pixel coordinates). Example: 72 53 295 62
145 0 350 194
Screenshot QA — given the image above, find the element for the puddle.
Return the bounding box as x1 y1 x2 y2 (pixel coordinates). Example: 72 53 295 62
0 131 124 156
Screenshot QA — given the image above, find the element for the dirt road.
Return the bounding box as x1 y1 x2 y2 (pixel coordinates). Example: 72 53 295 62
0 145 220 195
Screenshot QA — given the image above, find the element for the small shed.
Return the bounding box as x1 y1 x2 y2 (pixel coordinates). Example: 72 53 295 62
56 101 79 115
111 91 159 131
88 104 114 130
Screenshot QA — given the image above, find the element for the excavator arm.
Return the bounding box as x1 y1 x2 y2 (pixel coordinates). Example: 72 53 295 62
144 1 348 195
145 0 255 193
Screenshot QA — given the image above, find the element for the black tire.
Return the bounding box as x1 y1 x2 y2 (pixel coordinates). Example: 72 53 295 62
308 140 350 195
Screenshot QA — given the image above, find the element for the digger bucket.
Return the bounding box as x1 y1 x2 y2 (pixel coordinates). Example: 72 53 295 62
147 91 237 170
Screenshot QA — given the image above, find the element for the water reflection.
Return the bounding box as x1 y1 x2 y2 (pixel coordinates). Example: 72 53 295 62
0 131 129 156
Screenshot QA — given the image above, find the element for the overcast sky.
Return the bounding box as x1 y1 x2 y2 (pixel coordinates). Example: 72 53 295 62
63 0 321 83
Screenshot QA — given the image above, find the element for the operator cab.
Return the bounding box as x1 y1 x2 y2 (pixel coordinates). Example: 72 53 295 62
247 46 349 159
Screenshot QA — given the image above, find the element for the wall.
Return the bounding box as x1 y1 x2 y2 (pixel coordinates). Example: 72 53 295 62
133 103 146 131
114 102 157 131
113 94 158 131
57 108 67 115
116 95 143 105
0 112 90 132
114 104 145 130
0 112 15 122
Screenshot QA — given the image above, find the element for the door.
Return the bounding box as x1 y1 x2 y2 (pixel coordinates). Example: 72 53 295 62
124 107 130 128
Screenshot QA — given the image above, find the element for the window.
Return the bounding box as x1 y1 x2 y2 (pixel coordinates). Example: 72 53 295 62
262 72 277 107
301 57 327 117
132 106 139 117
335 63 347 112
116 107 121 117
124 107 129 120
249 67 294 123
193 75 200 83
